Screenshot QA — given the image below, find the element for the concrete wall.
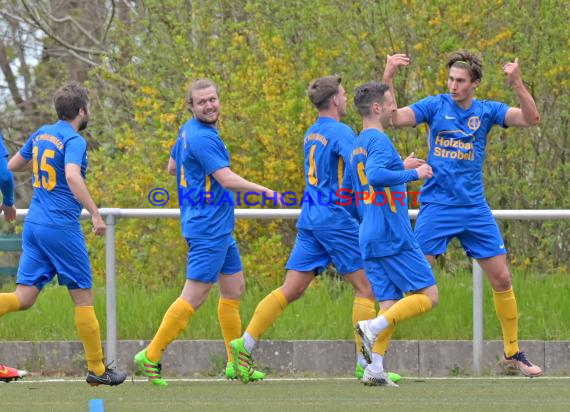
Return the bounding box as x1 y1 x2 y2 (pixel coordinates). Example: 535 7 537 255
1 340 569 377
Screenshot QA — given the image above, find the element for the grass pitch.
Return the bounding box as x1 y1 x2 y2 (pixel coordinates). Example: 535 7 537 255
2 377 569 412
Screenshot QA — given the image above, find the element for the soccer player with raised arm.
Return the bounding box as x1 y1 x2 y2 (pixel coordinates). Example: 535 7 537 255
134 79 281 386
384 51 542 376
230 75 401 384
350 81 439 386
1 82 127 386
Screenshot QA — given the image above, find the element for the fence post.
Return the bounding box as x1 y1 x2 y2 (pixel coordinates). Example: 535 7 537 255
104 210 119 366
473 260 484 376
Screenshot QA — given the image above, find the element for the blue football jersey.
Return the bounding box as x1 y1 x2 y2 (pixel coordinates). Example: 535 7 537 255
0 131 15 206
172 117 234 239
20 120 88 228
349 129 419 259
410 94 509 205
0 131 9 157
297 117 358 230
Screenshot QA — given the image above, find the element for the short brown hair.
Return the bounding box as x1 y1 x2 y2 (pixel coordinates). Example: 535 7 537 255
353 81 390 116
308 75 341 110
53 81 89 120
447 51 483 82
187 78 219 106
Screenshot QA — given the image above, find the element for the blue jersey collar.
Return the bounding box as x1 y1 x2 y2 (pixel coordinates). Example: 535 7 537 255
191 116 218 130
55 119 78 132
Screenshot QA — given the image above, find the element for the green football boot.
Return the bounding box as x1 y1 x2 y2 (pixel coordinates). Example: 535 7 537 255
225 361 265 381
134 349 168 386
230 337 265 384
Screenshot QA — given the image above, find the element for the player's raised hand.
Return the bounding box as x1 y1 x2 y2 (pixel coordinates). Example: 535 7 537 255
92 213 106 236
403 152 426 170
415 164 433 180
383 54 411 81
503 58 522 85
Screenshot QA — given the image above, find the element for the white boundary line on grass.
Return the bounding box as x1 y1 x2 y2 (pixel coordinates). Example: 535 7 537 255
14 376 570 383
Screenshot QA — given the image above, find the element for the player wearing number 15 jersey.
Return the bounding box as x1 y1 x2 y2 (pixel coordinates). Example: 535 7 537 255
231 75 390 384
1 82 127 386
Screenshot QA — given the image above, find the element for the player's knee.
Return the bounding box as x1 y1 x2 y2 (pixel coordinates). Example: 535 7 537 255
14 291 37 310
282 286 306 302
352 281 373 299
493 270 512 291
17 297 35 310
422 286 439 308
430 293 439 308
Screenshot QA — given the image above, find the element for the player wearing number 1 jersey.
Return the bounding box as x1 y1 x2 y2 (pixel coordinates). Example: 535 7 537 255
230 75 400 384
1 82 127 386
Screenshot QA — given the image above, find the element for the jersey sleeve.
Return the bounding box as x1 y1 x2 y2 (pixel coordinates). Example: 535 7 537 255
366 134 418 187
410 95 441 125
0 132 8 157
19 135 35 160
336 127 356 190
489 101 510 128
188 133 230 175
64 137 87 166
0 155 14 206
170 138 180 161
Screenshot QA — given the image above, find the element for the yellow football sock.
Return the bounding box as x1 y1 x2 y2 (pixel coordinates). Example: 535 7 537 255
0 293 20 316
218 298 241 362
147 298 194 363
353 297 376 354
493 287 519 357
74 306 105 376
382 293 432 326
245 289 288 340
373 308 395 356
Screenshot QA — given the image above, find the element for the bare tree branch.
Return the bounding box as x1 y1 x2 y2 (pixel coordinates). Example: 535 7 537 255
36 1 104 48
0 40 25 107
102 0 116 45
20 0 106 56
67 48 100 67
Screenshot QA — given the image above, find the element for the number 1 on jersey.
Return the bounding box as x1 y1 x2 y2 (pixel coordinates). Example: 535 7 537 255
308 144 318 186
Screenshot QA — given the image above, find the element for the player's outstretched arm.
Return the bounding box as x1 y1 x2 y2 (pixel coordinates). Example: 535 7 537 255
382 53 417 128
503 58 540 127
212 167 283 206
65 163 106 235
7 153 31 172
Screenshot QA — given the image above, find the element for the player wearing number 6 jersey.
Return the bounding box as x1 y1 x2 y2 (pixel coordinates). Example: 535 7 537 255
350 81 439 386
231 75 403 384
1 82 127 386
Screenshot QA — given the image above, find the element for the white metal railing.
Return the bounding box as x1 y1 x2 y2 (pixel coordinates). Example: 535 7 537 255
12 208 570 375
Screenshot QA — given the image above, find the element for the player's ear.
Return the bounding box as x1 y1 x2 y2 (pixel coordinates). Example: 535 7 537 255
472 79 481 89
331 94 339 107
372 102 380 115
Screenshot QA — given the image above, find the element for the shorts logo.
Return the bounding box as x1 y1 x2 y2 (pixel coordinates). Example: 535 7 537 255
468 116 481 130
